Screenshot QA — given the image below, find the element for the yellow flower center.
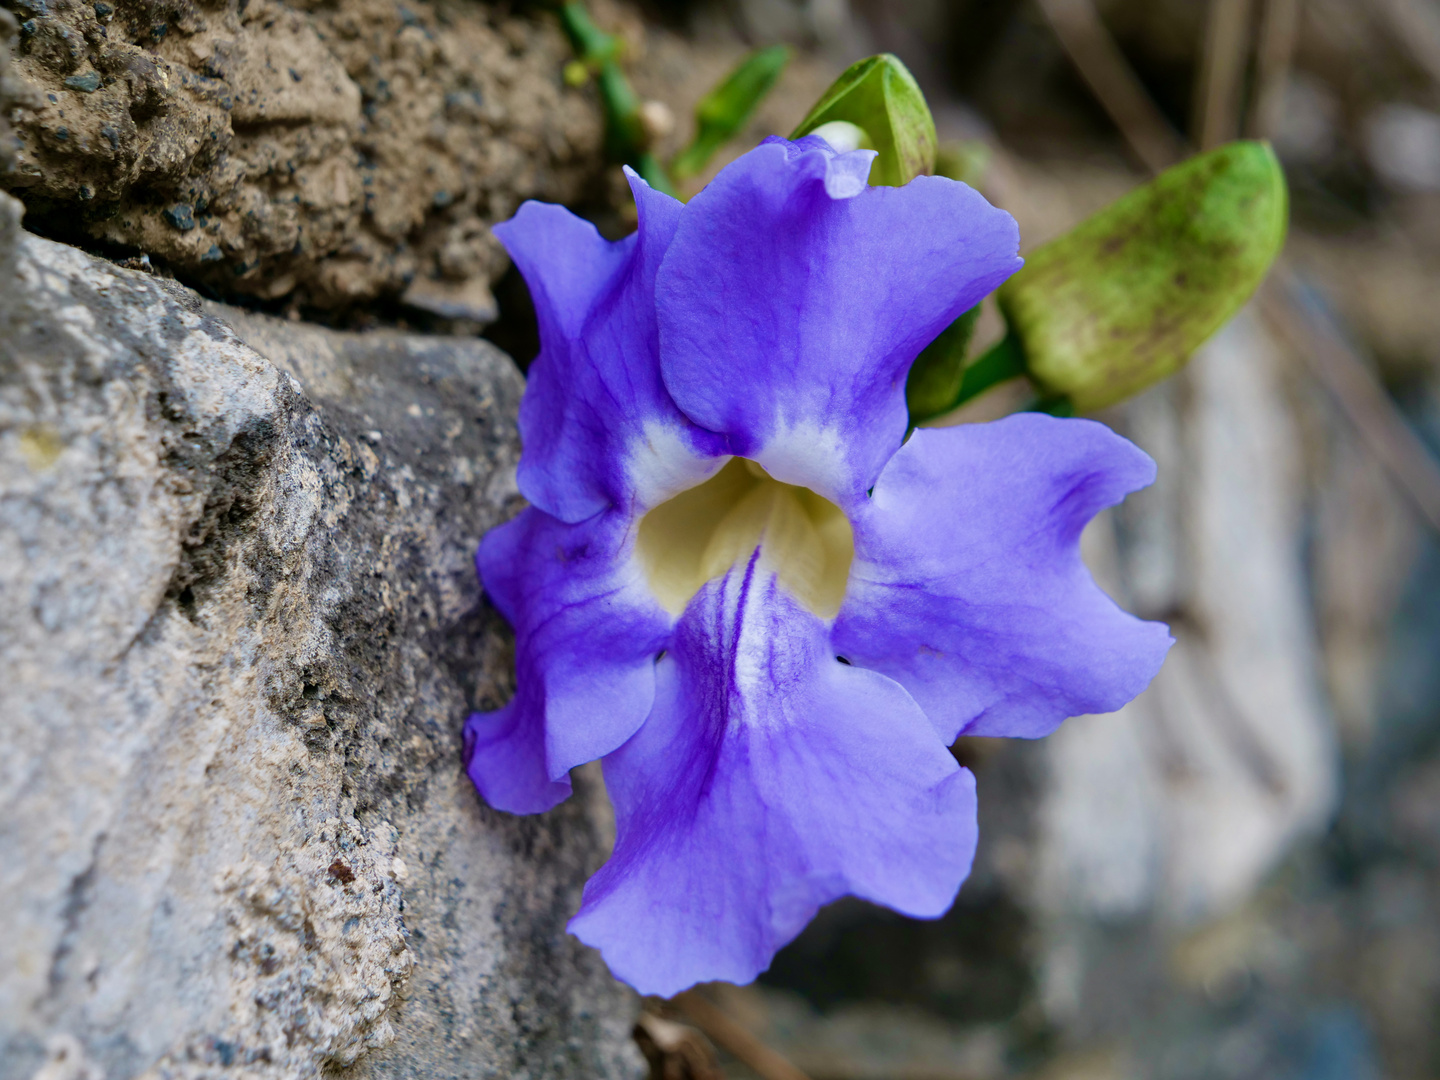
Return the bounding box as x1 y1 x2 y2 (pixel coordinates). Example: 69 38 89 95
636 458 855 619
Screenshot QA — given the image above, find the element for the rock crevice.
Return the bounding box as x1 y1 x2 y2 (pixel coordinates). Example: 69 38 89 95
0 191 640 1080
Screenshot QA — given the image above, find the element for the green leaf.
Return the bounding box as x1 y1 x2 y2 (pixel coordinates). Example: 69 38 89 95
790 53 937 187
999 140 1288 413
671 46 791 181
905 305 982 422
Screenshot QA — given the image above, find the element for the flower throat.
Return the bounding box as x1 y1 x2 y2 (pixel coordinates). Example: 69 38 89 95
636 458 855 619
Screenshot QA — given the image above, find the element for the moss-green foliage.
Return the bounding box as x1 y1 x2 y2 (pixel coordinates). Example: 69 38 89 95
1001 141 1288 413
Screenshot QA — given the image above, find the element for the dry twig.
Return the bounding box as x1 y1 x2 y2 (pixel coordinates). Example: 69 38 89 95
1258 271 1440 533
1194 0 1255 149
1037 0 1440 535
673 990 814 1080
1249 0 1301 138
1033 0 1188 173
635 1011 724 1080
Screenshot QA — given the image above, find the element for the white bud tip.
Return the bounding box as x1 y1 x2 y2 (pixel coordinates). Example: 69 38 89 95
809 120 868 155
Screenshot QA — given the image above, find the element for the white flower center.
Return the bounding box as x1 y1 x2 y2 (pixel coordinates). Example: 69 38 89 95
636 458 855 619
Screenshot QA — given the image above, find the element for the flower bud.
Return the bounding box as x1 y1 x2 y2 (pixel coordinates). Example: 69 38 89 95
790 53 937 187
809 120 870 155
638 100 676 146
999 141 1288 413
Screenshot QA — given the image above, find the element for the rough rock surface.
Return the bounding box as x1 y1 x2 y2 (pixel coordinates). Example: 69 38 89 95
0 191 641 1080
1 7 18 173
0 0 602 311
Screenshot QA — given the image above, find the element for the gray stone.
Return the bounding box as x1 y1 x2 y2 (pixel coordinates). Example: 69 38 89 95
1031 311 1340 1031
0 9 18 176
0 191 642 1080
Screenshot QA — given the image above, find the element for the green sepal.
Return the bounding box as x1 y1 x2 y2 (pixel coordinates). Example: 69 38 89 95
1028 396 1076 418
790 53 937 187
672 46 791 181
999 141 1288 413
905 305 981 422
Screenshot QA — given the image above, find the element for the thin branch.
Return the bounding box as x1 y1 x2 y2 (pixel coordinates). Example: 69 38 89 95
1034 0 1188 174
1370 0 1440 92
673 991 814 1080
1258 270 1440 534
1183 620 1288 797
1194 0 1255 149
1249 0 1301 138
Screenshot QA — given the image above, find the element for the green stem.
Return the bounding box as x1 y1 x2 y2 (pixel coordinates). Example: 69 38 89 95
671 133 726 181
559 2 677 198
597 60 644 156
952 330 1027 409
1027 395 1075 417
559 2 618 64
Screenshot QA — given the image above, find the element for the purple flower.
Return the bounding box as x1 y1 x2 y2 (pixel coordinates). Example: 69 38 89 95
466 136 1172 995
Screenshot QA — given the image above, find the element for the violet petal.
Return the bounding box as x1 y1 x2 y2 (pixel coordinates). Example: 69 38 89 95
569 556 978 995
656 137 1022 504
465 505 672 813
834 413 1174 743
495 174 723 524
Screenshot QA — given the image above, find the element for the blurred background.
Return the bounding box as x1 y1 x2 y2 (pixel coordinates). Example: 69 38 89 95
596 1 1440 1078
6 0 1435 1072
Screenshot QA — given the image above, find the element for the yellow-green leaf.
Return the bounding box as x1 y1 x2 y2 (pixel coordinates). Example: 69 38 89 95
790 53 936 187
1000 141 1288 413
